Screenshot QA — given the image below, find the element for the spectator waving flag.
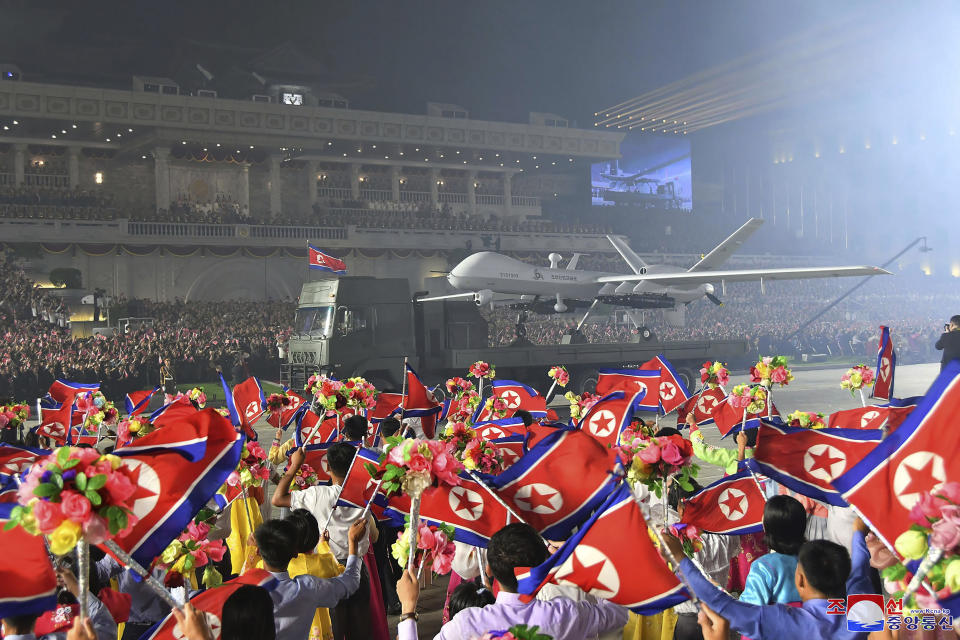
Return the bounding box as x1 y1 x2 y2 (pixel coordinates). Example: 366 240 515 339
385 471 511 547
124 386 160 416
140 569 279 640
680 470 766 535
872 325 897 401
308 244 347 274
577 391 643 450
490 428 620 539
596 368 660 411
232 376 266 434
0 503 58 618
516 482 687 615
833 361 960 551
639 356 692 415
747 422 883 506
110 409 243 567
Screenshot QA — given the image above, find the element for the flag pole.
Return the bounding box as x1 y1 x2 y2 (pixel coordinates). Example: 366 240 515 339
399 356 410 437
358 478 384 522
104 540 181 609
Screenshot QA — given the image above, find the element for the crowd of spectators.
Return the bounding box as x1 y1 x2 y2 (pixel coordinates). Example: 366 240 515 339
0 254 294 400
483 276 954 365
0 185 118 221
129 194 248 224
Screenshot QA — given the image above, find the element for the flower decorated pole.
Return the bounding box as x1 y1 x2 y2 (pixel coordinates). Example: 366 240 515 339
750 356 793 420
103 540 181 608
699 361 730 395
544 365 569 406
399 356 409 434
841 365 874 407
367 437 464 571
4 447 174 615
469 361 495 403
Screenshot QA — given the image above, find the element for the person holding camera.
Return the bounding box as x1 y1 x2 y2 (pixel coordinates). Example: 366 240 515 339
935 315 960 371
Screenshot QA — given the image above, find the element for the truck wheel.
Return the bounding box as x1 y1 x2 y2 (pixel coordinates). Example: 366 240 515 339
639 326 655 341
675 367 697 391
576 369 599 396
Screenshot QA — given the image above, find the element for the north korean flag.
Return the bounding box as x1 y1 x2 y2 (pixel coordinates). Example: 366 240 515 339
149 396 198 428
872 326 897 402
36 402 73 445
524 421 572 452
489 428 620 539
827 405 915 432
47 379 99 406
267 388 307 429
308 244 347 274
0 503 58 618
385 472 511 547
680 471 766 535
833 361 960 552
577 391 643 450
0 443 47 479
473 417 528 442
402 364 441 437
516 482 687 614
747 422 883 506
294 410 340 448
490 435 525 470
711 393 781 438
596 369 660 411
335 447 387 517
676 387 726 428
290 442 336 486
110 409 243 567
368 392 403 424
140 569 279 640
639 356 692 415
232 377 266 432
125 387 160 416
67 426 100 447
487 380 547 420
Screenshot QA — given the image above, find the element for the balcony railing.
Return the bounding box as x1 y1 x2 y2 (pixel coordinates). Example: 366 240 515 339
23 174 70 188
476 194 505 206
316 186 352 199
0 173 14 186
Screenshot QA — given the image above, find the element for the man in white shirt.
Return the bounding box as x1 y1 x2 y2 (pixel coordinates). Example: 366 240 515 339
272 443 379 640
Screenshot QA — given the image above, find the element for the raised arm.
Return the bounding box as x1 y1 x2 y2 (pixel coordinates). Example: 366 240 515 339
272 446 305 508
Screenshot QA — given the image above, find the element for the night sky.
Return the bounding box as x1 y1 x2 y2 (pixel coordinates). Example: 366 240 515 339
0 0 888 124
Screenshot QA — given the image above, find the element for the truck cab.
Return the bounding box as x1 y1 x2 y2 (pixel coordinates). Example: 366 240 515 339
284 277 418 391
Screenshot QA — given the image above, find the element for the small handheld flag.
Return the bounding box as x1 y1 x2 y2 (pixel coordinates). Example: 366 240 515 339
872 326 897 401
680 470 766 535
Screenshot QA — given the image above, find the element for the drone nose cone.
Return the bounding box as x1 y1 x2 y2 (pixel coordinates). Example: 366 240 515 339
704 283 715 295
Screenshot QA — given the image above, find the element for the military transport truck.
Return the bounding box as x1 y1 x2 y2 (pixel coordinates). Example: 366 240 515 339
282 277 750 394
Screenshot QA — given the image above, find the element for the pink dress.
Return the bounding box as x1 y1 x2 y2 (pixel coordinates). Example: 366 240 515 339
727 532 767 593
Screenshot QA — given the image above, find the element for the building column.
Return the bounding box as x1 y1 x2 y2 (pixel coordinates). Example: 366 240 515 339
13 144 26 187
269 155 282 216
349 163 361 200
503 172 513 216
67 147 81 189
307 160 318 208
390 165 401 202
429 168 440 209
467 170 478 214
153 147 171 213
239 163 250 217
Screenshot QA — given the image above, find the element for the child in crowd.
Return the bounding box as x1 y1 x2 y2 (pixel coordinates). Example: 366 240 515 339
740 495 807 606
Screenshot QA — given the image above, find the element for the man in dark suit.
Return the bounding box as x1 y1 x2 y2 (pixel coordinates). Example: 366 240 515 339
935 315 960 370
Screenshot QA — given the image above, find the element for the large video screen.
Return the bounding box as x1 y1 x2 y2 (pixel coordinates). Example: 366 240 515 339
591 134 692 210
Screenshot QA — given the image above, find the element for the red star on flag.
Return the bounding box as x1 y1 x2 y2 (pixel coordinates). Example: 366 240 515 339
568 550 614 595
807 448 845 476
900 457 941 497
720 492 745 517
